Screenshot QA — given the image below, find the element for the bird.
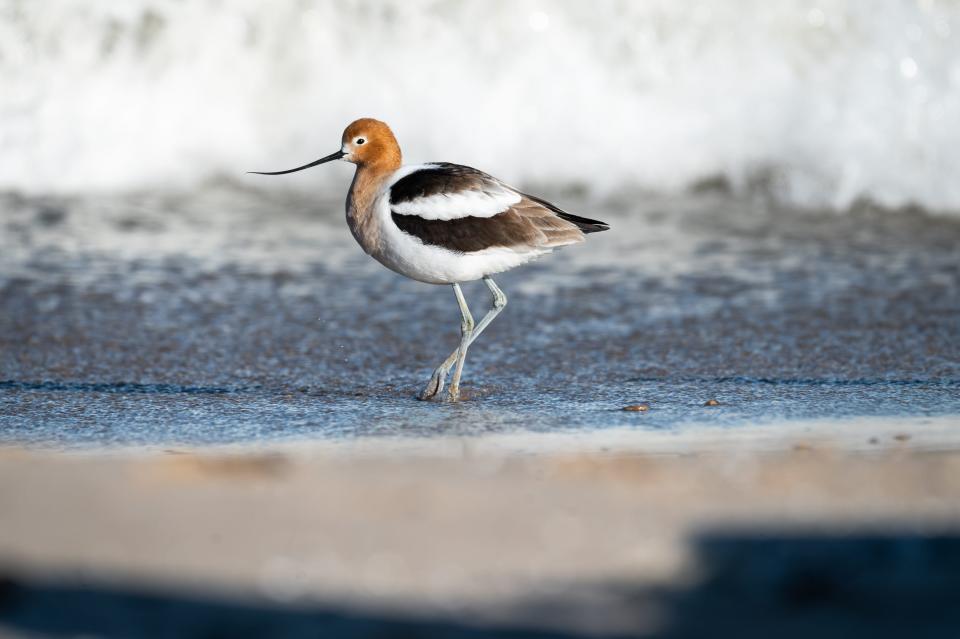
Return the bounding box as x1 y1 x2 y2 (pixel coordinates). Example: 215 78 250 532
251 118 609 402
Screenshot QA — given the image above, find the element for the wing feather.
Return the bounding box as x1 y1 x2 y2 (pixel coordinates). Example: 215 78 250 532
388 163 607 254
389 163 520 220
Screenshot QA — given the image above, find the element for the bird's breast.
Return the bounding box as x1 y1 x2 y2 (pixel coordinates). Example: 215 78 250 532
345 171 390 257
345 203 380 257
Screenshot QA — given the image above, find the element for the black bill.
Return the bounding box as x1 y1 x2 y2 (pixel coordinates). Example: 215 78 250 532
249 150 345 175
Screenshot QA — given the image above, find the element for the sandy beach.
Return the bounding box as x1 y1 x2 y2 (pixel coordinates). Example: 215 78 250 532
2 419 959 637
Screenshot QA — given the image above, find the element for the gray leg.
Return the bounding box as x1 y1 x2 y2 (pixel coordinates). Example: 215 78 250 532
418 277 508 401
471 277 508 341
446 283 475 402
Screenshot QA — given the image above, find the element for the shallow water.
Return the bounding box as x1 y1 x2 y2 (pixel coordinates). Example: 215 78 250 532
1 185 958 446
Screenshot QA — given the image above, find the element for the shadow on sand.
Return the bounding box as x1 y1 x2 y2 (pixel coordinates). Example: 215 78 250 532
1 531 958 638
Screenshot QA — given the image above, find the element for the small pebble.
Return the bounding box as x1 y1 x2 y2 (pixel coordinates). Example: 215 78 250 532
622 403 650 412
868 437 879 445
704 398 721 406
893 433 912 442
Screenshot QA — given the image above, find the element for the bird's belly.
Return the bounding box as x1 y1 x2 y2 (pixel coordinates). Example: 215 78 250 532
372 224 546 285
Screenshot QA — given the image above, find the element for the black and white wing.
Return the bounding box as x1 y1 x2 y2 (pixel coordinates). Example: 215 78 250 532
388 163 608 254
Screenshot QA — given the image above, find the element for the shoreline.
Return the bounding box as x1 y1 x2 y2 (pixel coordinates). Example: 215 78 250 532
5 414 956 458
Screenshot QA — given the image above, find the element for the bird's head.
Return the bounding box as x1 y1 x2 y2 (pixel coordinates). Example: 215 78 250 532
340 118 401 168
250 117 401 177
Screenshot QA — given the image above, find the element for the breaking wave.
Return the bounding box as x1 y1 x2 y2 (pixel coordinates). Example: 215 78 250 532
2 0 959 211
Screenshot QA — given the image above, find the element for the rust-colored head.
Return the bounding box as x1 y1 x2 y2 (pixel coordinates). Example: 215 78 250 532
249 117 401 178
340 118 401 170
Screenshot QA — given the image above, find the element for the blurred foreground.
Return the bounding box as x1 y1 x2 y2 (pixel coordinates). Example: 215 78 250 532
1 433 959 637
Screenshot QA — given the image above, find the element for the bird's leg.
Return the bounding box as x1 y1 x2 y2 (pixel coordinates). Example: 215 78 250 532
446 283 475 402
419 277 507 401
469 276 508 348
419 283 471 401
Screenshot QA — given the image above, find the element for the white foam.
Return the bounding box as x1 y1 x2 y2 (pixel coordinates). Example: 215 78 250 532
2 0 959 211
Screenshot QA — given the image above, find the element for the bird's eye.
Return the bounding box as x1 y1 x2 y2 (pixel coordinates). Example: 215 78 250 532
356 138 365 145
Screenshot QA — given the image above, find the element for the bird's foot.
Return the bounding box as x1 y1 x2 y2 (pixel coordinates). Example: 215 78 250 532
447 384 461 403
418 365 449 401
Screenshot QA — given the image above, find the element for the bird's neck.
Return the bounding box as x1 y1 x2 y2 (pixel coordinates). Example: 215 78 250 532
348 163 395 217
345 162 398 255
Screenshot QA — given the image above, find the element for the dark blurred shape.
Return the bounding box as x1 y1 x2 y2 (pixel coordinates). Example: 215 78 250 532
652 530 960 638
2 531 959 638
34 206 67 227
0 575 588 639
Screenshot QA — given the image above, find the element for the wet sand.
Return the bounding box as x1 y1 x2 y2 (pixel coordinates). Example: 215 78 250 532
1 185 958 444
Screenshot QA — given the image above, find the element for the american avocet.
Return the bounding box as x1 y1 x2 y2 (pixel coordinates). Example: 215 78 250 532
252 118 609 402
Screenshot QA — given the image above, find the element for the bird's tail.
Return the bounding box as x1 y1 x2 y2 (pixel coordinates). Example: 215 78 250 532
555 211 610 234
524 193 610 234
